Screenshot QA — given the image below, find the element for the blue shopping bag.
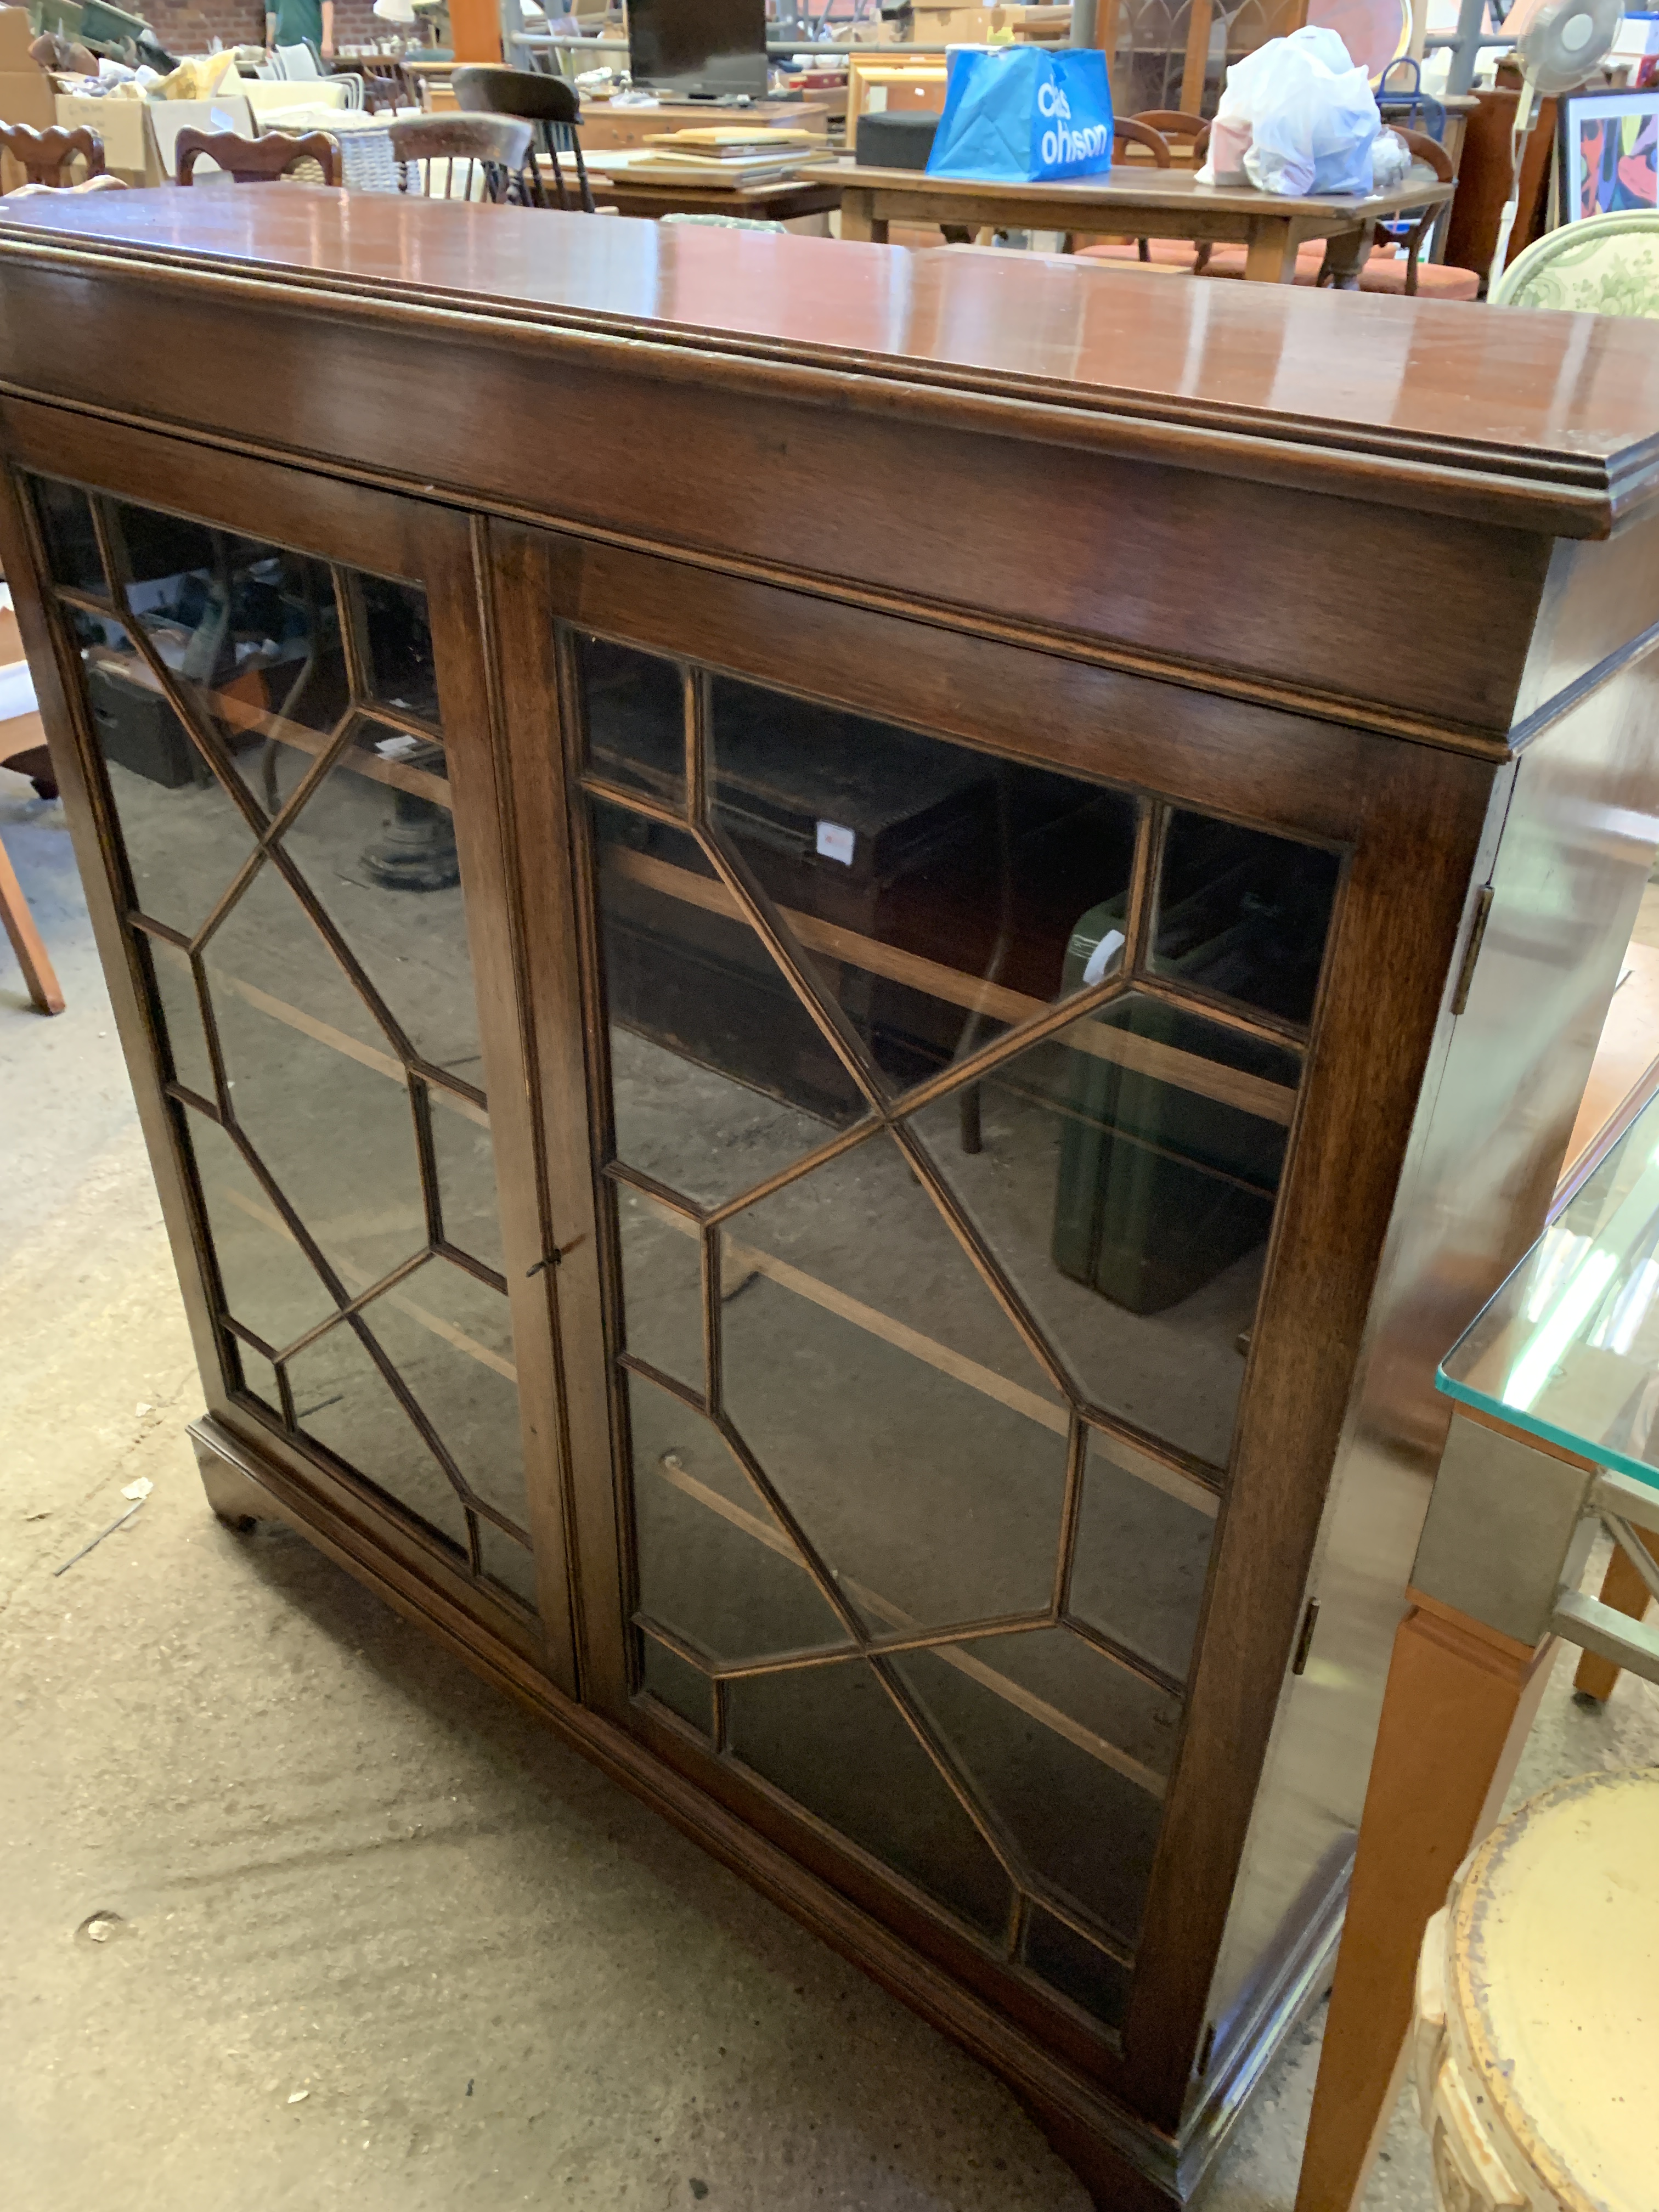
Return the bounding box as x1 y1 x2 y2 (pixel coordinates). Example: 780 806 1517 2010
926 46 1115 183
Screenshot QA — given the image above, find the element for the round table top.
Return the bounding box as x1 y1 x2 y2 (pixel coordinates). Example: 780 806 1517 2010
1450 1767 1659 2212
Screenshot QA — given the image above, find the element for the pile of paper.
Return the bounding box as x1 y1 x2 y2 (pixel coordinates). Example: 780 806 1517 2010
610 126 830 188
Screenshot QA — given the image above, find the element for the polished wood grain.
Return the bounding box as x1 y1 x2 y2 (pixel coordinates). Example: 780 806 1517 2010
175 128 342 188
1124 737 1497 2124
0 121 106 187
1294 1596 1558 2212
836 162 1453 286
7 182 1659 2212
484 522 628 1717
838 160 1449 228
0 189 1654 536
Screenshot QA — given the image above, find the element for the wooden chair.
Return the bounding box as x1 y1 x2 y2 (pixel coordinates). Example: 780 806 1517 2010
1362 129 1465 295
387 115 538 206
1128 111 1212 167
1113 116 1173 168
1193 131 1475 296
0 614 63 1013
0 121 110 189
1067 116 1172 262
0 830 62 1014
450 64 595 212
174 129 342 188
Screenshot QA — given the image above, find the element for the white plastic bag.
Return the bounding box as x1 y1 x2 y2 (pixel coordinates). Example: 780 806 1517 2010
1370 125 1412 190
1197 26 1381 198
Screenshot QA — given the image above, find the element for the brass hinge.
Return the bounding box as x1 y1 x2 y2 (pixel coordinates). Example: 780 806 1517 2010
1451 885 1494 1018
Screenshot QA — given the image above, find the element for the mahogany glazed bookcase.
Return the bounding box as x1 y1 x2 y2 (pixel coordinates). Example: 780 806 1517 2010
3 188 1658 2208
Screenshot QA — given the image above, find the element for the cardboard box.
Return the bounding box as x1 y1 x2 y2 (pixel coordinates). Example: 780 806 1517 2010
0 5 37 70
909 6 995 40
147 93 255 182
0 66 57 132
55 92 162 184
0 52 56 190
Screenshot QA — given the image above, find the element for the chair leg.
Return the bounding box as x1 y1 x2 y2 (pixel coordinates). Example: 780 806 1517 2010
545 129 570 211
0 831 64 1014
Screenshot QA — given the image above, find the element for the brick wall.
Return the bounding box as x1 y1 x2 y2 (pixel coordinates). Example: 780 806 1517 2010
146 0 386 55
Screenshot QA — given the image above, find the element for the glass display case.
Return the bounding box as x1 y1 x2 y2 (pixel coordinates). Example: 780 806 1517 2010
4 188 1656 2207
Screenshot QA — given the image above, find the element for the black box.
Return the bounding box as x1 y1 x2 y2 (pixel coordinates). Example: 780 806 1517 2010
856 112 938 170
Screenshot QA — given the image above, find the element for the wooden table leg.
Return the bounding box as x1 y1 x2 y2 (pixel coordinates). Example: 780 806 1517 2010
1293 1595 1558 2212
1320 221 1377 291
1573 1526 1658 1700
0 829 64 1014
1243 216 1300 281
839 190 884 244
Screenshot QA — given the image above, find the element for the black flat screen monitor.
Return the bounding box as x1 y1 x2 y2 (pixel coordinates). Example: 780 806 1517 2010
628 0 768 98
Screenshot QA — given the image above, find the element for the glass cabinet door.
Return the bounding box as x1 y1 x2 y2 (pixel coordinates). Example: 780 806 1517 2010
24 474 551 1633
563 632 1340 2042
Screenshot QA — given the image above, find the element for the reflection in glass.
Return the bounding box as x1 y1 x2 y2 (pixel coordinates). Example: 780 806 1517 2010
234 1340 284 1415
180 1104 336 1352
479 1520 538 1611
1440 1086 1659 1489
617 1182 704 1395
1023 1905 1132 2032
143 935 215 1100
578 633 685 808
30 476 105 596
38 487 537 1606
75 613 255 937
893 1634 1166 1949
640 1635 714 1737
429 1091 505 1277
569 647 1341 2011
281 720 483 1085
710 675 1138 1092
591 798 867 1205
727 1658 1014 1940
1070 1433 1216 1683
719 1130 1069 1635
288 1320 471 1556
1154 810 1339 1028
356 574 440 724
627 1372 851 1666
909 996 1297 1467
204 863 428 1296
356 1254 527 1534
105 496 346 821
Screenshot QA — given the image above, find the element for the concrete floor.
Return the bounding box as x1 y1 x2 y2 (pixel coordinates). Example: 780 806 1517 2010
6 767 1659 2212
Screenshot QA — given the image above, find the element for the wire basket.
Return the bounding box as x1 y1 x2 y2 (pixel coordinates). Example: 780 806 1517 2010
335 126 401 194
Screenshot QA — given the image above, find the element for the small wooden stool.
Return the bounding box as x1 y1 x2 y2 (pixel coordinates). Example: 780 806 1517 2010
1413 1768 1658 2212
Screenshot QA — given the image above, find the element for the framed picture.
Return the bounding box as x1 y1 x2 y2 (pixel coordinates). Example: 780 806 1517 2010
1559 86 1659 222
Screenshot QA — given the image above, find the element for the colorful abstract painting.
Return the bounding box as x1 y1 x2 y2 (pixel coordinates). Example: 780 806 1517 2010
1563 89 1659 222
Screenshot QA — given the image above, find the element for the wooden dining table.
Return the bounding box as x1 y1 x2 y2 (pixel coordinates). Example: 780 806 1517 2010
836 162 1457 283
